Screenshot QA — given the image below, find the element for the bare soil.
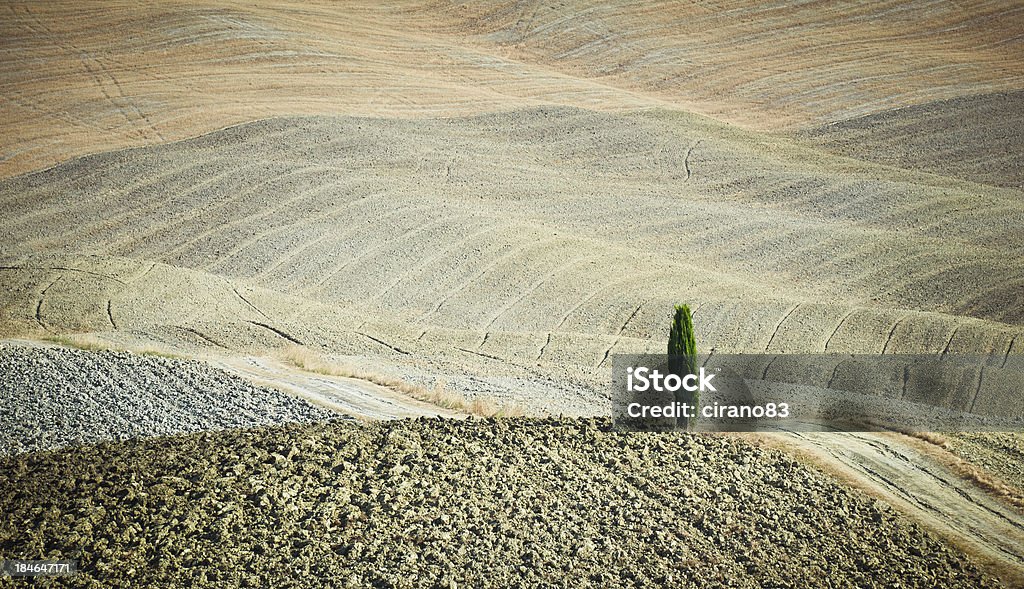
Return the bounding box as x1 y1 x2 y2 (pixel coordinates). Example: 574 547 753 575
799 90 1024 189
3 1 1023 178
0 418 1002 588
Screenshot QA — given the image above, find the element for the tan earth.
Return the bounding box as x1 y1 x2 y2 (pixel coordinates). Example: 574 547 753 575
1 1 1023 585
3 1 1024 178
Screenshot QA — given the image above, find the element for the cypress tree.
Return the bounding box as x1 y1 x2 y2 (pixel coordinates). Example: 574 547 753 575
668 304 698 430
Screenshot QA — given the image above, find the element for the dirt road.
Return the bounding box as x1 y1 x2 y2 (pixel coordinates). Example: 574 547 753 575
213 356 462 420
774 428 1024 583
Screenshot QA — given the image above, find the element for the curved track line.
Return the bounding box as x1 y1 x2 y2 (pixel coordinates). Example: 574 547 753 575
416 236 558 324
823 307 857 352
763 303 800 352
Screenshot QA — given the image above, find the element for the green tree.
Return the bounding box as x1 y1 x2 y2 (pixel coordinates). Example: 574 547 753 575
668 304 698 430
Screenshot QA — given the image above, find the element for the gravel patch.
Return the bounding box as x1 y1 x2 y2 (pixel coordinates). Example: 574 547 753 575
0 418 997 588
0 345 338 455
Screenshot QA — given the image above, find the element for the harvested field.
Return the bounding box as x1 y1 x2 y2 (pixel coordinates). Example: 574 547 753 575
1 111 1021 384
1 2 1021 395
2 1 1024 178
800 90 1024 189
0 418 1001 588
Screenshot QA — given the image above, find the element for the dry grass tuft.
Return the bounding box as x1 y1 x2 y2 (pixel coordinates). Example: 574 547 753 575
274 344 524 418
906 430 953 450
42 333 183 359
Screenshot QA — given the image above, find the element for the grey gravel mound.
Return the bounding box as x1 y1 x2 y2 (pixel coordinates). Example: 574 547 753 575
0 418 998 588
0 344 338 455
